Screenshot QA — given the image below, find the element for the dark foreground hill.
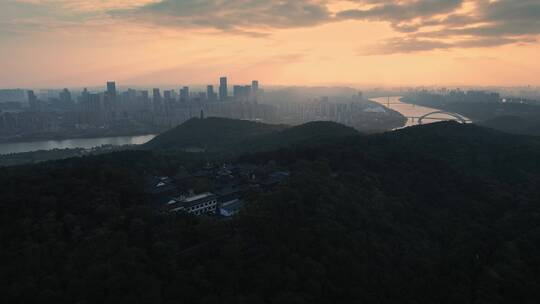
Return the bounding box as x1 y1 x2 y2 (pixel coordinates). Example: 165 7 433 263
480 115 540 136
144 117 359 153
143 117 286 151
1 121 540 303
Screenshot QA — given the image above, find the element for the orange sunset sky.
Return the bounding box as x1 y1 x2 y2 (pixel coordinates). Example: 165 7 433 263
1 0 539 88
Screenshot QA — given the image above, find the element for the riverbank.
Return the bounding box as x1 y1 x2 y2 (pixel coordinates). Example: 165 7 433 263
0 134 156 156
0 127 164 144
371 96 472 128
0 144 144 167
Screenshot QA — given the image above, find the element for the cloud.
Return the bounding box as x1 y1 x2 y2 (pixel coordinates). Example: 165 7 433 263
359 36 526 55
15 0 158 12
350 0 540 54
110 0 332 36
337 0 464 31
2 0 540 53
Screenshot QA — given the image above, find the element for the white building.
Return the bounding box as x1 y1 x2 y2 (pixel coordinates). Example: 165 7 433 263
169 192 218 216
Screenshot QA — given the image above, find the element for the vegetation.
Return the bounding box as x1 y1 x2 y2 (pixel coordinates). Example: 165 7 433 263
144 117 359 155
480 116 540 136
143 117 287 152
1 120 540 303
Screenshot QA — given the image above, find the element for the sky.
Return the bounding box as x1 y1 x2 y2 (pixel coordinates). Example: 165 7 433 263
1 0 539 88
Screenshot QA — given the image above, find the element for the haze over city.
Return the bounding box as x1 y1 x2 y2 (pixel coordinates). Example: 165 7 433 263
2 0 540 87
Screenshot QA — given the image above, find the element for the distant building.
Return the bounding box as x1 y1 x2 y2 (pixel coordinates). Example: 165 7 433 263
105 81 117 119
233 85 242 100
233 85 251 102
168 192 218 216
207 85 217 102
0 89 26 103
180 86 189 102
139 90 150 110
59 88 73 109
152 88 162 113
145 176 179 205
219 77 228 101
252 80 259 94
106 81 116 98
27 90 40 111
164 90 173 101
219 198 245 217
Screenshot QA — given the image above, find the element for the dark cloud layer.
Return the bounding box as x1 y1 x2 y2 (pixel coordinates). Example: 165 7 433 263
109 0 540 53
338 0 463 32
349 0 540 54
110 0 332 36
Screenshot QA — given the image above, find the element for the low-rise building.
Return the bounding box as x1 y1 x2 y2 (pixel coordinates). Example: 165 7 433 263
168 192 218 216
219 199 245 217
145 176 179 204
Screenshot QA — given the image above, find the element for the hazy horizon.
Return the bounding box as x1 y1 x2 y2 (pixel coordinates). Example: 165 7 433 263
2 0 539 88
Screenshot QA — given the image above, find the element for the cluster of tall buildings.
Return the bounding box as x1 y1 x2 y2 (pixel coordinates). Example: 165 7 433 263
75 77 265 127
0 77 272 139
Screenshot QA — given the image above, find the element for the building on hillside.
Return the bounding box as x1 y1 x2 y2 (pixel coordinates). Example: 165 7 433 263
219 199 245 217
168 192 218 216
145 176 179 204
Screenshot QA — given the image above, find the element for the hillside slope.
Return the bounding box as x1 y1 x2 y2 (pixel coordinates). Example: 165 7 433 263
143 117 286 151
1 122 540 303
144 117 359 154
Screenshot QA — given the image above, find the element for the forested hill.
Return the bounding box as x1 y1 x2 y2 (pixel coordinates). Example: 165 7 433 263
1 121 540 303
143 117 359 153
143 117 286 151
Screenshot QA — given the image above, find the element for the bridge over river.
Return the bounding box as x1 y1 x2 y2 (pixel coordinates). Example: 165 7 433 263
371 96 472 128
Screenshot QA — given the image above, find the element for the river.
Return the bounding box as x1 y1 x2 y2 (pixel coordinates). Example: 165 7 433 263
0 134 157 155
371 96 470 128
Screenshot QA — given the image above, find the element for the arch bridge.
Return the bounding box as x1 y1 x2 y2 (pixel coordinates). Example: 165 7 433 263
416 111 469 125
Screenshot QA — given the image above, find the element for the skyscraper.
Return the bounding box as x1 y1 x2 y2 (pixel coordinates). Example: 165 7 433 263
105 81 117 120
152 88 161 100
180 86 189 102
59 88 71 103
106 81 116 97
27 90 39 111
207 85 216 102
59 88 73 109
164 90 172 101
233 85 242 100
152 88 162 113
219 77 228 101
251 80 260 102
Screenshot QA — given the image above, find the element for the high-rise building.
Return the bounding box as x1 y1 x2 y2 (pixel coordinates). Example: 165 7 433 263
59 88 73 109
164 90 172 101
219 77 228 101
252 80 259 93
233 85 242 100
180 86 189 102
0 89 26 103
27 90 40 111
152 88 162 113
153 88 161 100
88 93 104 126
59 88 71 102
233 85 252 102
106 81 116 97
105 82 117 120
244 85 252 97
207 85 216 102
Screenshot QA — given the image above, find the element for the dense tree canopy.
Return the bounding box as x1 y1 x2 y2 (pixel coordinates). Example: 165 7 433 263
1 121 540 303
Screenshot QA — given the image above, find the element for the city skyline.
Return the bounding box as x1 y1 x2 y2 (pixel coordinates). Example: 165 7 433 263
1 0 540 88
